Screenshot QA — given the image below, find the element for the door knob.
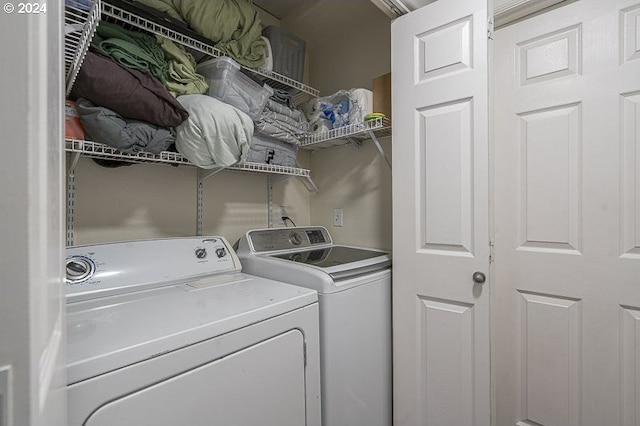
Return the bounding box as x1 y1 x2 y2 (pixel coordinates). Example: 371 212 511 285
472 271 486 284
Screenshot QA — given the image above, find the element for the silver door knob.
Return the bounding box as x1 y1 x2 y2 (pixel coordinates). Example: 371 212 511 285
472 271 486 284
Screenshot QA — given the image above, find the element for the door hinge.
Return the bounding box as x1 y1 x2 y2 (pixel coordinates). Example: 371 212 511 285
487 17 494 40
489 240 495 264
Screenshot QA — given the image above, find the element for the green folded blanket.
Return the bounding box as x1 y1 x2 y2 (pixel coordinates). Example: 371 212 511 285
93 21 168 84
138 0 266 69
157 36 209 97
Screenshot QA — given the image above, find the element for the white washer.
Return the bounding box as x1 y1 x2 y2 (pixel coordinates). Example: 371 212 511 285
236 226 392 426
65 236 321 426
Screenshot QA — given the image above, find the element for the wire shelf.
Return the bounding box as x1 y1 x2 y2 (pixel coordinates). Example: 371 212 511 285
65 138 312 177
300 116 392 150
64 0 101 95
100 2 319 97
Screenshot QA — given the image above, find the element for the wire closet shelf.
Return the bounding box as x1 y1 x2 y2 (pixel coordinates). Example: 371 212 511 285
65 139 312 178
99 2 319 97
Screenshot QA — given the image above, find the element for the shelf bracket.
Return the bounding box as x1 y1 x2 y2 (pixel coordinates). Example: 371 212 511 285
197 166 226 182
267 175 274 228
196 167 226 235
367 130 392 170
302 176 319 193
346 137 363 149
66 152 82 247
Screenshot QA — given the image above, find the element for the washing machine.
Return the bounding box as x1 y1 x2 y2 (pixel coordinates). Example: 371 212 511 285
235 226 392 426
65 236 321 426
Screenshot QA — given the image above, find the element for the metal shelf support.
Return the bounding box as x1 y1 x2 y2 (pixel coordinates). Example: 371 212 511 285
196 167 226 235
367 130 392 170
66 152 82 246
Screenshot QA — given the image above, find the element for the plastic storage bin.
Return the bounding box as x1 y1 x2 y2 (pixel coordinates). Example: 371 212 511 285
262 26 306 82
197 56 273 120
247 134 298 167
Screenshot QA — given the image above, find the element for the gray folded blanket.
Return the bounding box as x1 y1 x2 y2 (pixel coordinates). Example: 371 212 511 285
254 99 308 145
76 98 176 154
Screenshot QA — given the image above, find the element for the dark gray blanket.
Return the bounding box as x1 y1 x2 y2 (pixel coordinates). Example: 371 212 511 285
76 98 176 154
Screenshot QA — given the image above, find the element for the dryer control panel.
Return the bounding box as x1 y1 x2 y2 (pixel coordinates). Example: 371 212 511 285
65 237 242 302
246 226 333 253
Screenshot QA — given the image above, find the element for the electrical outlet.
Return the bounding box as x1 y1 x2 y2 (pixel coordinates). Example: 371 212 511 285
333 208 343 227
279 207 287 225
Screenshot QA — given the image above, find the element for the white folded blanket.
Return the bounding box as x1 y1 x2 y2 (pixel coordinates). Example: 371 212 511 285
175 94 253 168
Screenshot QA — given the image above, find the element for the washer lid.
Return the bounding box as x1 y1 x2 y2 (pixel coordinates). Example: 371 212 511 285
66 273 317 385
271 246 386 268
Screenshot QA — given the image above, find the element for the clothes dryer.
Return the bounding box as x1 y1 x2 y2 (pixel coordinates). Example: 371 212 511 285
65 236 321 426
236 226 392 426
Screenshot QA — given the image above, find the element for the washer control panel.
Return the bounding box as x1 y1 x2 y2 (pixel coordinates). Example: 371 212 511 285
246 226 332 252
65 237 241 302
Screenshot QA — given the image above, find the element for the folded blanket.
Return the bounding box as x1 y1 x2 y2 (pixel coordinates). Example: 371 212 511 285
175 94 253 168
93 21 168 84
254 118 302 145
157 36 209 97
269 86 296 109
254 99 307 145
265 99 306 123
70 50 189 127
76 98 176 154
138 0 265 68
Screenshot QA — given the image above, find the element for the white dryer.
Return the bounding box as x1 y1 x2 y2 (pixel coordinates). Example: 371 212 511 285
235 226 392 426
65 236 321 426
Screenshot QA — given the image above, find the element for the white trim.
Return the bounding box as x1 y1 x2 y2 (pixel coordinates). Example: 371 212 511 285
370 0 412 18
495 0 567 28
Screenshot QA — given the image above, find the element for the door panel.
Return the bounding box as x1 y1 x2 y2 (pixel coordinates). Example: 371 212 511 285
392 1 490 425
621 91 640 257
85 331 306 426
494 1 640 425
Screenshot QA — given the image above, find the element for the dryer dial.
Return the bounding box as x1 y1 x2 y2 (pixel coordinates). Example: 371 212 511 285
289 232 302 246
65 256 95 284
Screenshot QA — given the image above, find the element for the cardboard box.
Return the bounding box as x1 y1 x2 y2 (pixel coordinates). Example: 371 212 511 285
373 72 391 119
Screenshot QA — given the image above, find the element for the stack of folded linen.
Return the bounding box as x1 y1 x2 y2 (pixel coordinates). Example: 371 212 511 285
254 99 309 146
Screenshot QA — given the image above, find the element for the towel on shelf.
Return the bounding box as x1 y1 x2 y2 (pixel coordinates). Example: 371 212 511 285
156 36 209 97
93 21 168 84
137 0 266 68
254 99 308 145
175 94 253 168
269 87 296 109
76 98 176 154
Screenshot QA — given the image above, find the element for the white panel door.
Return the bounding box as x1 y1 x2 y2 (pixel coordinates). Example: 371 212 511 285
494 1 640 425
392 1 491 425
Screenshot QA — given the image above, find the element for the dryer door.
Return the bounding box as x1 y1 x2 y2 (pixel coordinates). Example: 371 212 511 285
84 330 306 426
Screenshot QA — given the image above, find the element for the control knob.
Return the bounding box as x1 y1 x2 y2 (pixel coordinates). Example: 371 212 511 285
65 256 95 284
289 232 302 246
215 248 227 258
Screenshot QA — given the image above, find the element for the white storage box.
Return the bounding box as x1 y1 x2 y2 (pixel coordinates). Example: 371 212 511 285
197 56 273 120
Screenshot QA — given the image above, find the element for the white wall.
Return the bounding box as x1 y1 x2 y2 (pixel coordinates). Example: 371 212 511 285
71 154 311 246
283 0 393 250
309 138 392 250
